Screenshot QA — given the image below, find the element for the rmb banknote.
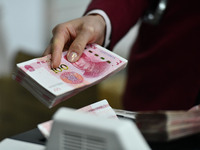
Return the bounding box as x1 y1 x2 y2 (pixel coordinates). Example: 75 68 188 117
37 99 117 138
13 44 128 108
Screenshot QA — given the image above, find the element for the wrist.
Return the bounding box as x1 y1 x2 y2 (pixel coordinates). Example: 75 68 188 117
86 10 111 47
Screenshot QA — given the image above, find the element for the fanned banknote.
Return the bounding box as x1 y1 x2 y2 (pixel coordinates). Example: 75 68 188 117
38 99 117 138
13 44 128 108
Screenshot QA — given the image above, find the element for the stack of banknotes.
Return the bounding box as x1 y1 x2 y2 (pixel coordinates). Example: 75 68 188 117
133 110 200 141
13 44 127 108
115 109 200 141
38 99 117 138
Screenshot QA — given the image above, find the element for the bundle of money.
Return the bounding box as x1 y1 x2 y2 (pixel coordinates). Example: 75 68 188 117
13 44 127 108
115 109 200 142
134 110 200 141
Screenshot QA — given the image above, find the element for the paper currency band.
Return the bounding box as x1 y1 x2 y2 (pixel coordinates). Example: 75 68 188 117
86 9 111 48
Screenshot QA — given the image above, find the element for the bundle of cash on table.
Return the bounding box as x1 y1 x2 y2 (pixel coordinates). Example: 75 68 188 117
133 110 200 141
115 109 200 141
13 44 128 108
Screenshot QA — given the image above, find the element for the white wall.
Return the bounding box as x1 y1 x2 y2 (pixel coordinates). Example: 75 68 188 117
0 0 46 76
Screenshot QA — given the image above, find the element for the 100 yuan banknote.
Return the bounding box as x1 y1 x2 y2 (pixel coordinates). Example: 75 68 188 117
14 44 128 107
38 99 117 138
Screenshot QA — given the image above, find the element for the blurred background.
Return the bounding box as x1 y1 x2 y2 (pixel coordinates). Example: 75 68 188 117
0 0 139 140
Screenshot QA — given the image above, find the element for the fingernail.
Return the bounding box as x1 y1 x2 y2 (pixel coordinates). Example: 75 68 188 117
68 52 78 62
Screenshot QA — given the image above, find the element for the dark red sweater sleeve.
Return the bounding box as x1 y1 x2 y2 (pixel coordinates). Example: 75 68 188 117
85 0 149 50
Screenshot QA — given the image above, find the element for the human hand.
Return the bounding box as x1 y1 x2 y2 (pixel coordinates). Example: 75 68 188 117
43 15 106 68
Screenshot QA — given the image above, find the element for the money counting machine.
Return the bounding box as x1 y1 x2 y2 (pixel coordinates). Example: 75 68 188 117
0 108 150 150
